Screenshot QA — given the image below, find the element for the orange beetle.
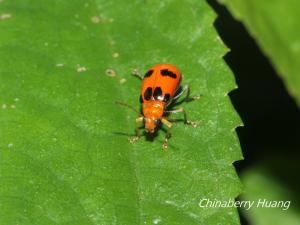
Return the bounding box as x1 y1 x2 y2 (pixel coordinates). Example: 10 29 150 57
140 64 182 133
118 64 198 149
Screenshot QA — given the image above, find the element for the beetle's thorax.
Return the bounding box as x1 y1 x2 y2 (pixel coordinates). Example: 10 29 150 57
142 101 165 133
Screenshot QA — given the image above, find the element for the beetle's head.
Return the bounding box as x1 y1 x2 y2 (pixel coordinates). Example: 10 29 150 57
142 101 164 133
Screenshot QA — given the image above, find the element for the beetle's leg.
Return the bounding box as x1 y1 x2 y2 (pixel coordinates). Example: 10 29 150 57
131 69 143 80
165 108 197 127
128 116 143 144
161 117 173 149
173 84 200 102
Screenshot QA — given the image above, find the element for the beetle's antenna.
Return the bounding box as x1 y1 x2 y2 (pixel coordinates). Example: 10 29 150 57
115 101 141 115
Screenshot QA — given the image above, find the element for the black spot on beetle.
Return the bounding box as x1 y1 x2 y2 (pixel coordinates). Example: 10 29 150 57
144 87 152 101
163 93 171 103
144 69 154 78
139 95 143 103
153 87 163 100
160 69 177 78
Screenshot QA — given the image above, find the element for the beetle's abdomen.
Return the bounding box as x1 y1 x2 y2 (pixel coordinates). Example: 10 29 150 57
140 64 181 104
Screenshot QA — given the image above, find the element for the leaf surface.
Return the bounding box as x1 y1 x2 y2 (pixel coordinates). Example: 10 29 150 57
241 168 300 225
0 0 242 224
220 0 300 106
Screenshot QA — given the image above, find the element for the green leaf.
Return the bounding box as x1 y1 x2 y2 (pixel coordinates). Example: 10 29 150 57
241 168 300 225
219 0 300 106
0 0 242 224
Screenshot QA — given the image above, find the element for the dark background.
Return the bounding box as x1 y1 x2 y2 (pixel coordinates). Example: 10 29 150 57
207 1 300 224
